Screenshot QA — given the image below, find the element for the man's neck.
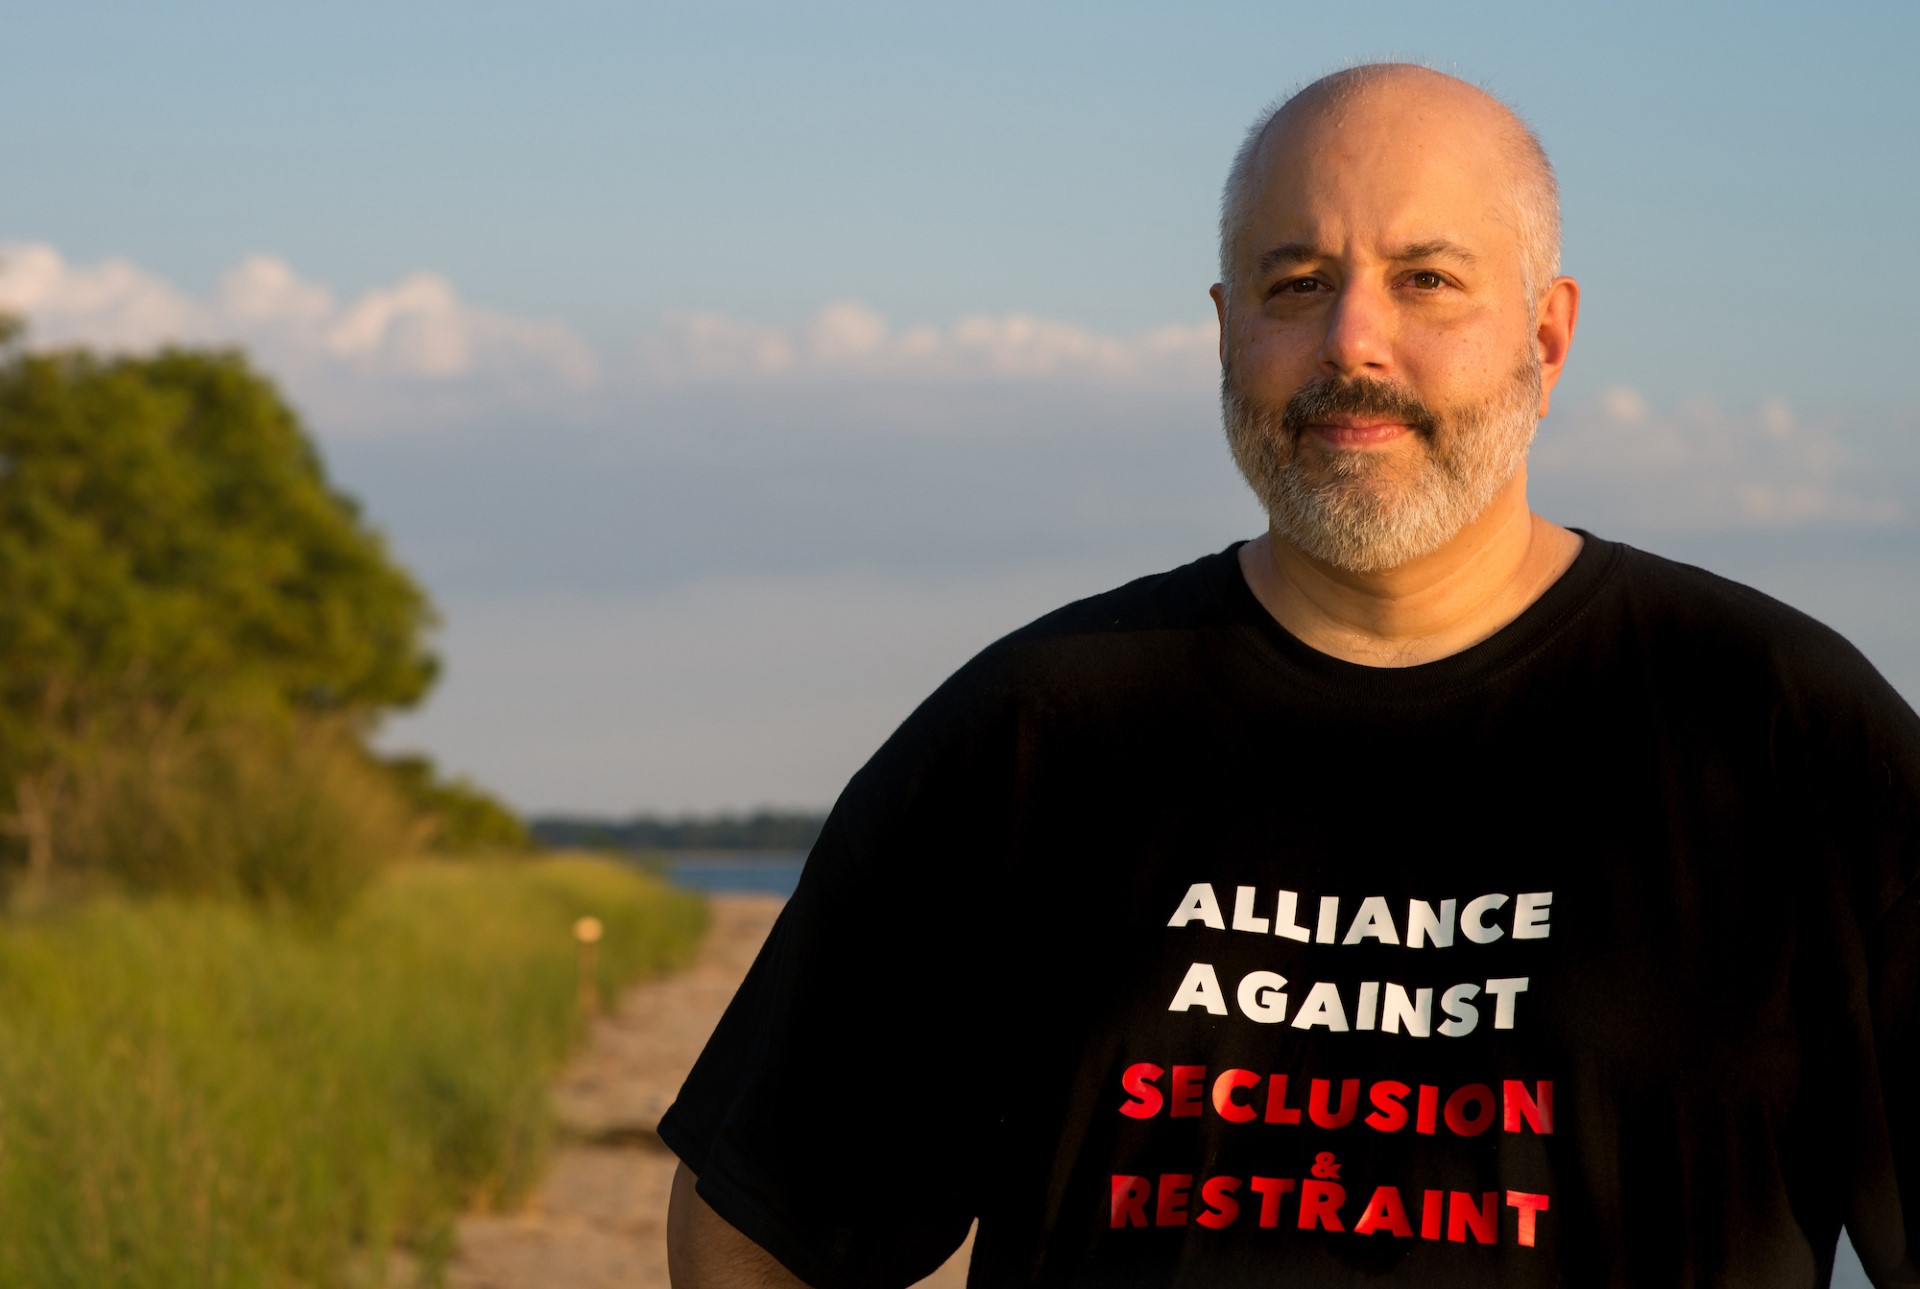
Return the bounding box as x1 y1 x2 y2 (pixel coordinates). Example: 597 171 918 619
1238 476 1584 668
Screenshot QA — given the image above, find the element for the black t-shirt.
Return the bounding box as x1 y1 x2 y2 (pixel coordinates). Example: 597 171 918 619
660 536 1920 1288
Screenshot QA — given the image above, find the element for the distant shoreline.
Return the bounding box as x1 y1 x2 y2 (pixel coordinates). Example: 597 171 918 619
530 812 825 855
655 851 806 899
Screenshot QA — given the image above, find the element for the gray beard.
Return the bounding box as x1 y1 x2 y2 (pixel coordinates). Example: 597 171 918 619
1222 357 1543 574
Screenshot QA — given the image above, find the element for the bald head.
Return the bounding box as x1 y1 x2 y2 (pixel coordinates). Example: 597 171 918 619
1219 64 1560 302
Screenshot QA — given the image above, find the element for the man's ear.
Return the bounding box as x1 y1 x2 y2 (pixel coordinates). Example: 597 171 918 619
1210 283 1228 367
1534 276 1580 417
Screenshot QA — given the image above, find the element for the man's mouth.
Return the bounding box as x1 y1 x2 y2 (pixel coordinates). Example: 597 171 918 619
1281 376 1439 445
1305 421 1414 448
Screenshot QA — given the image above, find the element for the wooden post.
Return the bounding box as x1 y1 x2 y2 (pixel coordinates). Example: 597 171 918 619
574 916 604 1018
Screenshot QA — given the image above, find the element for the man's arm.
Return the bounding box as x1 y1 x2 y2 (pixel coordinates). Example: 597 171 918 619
667 1161 810 1289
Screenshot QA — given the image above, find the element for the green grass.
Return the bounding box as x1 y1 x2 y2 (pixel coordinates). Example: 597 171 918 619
0 855 707 1289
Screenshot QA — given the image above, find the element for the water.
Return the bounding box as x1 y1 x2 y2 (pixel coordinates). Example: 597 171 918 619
665 851 806 898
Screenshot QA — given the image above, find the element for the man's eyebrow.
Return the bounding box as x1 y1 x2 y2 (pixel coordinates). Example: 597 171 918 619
1392 239 1478 266
1254 243 1325 277
1253 239 1480 278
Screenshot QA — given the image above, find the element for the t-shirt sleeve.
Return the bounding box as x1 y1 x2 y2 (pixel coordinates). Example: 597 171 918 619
1864 873 1920 1283
658 661 1017 1289
1820 672 1920 1283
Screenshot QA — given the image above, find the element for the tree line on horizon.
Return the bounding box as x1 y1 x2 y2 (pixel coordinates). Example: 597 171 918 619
530 810 826 854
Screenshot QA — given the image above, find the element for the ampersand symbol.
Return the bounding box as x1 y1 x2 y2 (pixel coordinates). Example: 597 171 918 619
1311 1152 1341 1179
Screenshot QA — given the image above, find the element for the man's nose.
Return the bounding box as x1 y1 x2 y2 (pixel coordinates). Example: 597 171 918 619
1317 282 1393 376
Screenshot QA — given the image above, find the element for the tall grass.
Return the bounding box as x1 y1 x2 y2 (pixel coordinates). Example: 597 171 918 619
0 856 707 1288
13 711 417 921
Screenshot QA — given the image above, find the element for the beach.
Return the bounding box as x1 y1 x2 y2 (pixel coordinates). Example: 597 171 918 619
446 892 972 1288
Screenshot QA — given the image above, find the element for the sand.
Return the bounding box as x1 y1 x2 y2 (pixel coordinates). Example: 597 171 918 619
444 893 972 1288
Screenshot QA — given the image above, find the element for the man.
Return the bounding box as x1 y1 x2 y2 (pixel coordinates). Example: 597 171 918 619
663 64 1920 1287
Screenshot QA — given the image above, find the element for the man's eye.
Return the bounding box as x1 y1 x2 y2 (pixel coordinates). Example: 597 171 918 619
1274 278 1324 296
1408 271 1447 290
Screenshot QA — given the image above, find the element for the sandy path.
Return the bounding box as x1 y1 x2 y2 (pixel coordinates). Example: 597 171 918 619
445 893 972 1288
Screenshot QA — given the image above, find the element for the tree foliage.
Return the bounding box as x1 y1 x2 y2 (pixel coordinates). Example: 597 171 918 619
0 327 444 892
383 753 534 853
0 342 437 743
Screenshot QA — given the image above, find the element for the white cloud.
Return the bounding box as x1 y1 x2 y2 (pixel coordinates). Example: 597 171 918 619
1758 394 1794 440
318 270 597 384
634 300 1218 385
1600 384 1648 426
0 242 599 432
0 243 203 349
1534 387 1904 529
217 254 335 327
3 243 1221 436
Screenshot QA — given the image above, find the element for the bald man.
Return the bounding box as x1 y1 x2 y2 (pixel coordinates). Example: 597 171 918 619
663 66 1920 1288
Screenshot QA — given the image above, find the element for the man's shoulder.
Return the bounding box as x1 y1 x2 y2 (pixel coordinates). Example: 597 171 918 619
1598 537 1897 713
840 547 1245 806
1008 546 1241 643
975 545 1247 679
1608 540 1848 647
912 546 1244 719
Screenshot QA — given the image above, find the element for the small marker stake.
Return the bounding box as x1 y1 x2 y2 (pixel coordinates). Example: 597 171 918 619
574 916 604 1018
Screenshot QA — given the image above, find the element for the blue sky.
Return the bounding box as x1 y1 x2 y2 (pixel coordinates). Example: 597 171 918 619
8 0 1913 408
3 1 1917 824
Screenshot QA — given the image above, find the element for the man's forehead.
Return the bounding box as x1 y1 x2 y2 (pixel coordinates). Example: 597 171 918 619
1235 81 1525 266
1239 158 1513 267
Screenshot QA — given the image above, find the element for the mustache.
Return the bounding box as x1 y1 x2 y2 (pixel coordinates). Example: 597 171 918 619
1276 374 1440 440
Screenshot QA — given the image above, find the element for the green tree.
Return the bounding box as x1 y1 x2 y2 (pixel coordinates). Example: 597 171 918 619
0 326 440 889
383 753 534 853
